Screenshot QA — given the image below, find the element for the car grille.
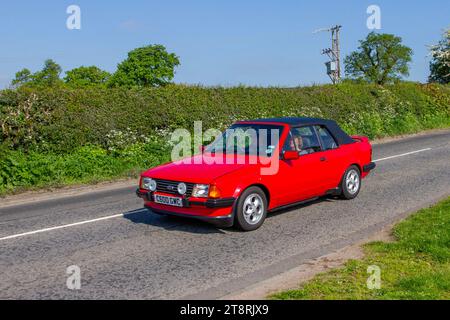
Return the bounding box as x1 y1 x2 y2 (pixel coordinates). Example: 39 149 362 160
154 179 195 196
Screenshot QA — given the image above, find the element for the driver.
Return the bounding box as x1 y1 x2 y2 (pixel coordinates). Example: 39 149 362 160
289 136 303 152
289 135 312 155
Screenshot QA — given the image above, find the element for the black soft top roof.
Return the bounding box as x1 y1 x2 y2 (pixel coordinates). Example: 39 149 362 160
239 117 355 145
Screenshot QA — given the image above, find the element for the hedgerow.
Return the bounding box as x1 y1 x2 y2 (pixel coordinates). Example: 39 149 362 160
0 82 449 194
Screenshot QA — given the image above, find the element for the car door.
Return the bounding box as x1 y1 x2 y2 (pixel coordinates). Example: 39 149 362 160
314 125 347 190
275 126 325 206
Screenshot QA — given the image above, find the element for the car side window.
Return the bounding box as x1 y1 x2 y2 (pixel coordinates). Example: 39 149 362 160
316 126 338 150
283 126 321 155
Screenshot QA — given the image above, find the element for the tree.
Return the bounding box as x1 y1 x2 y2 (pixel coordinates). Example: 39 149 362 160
64 66 111 87
12 59 63 87
32 59 63 86
344 32 413 85
11 68 32 87
109 44 180 87
429 29 450 84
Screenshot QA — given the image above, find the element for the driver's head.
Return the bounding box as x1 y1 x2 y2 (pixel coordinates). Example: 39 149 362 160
295 136 303 150
290 136 303 151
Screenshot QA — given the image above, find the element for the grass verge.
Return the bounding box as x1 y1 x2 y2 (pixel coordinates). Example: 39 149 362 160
271 197 450 300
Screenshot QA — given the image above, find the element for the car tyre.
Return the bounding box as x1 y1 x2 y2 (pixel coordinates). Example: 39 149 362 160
340 165 361 200
234 186 268 231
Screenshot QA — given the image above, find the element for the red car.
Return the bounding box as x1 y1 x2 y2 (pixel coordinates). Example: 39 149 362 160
137 117 375 231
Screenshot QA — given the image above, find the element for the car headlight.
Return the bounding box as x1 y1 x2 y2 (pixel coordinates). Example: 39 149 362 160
192 184 209 198
141 177 157 191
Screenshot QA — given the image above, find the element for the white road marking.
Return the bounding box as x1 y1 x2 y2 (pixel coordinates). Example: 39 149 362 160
373 148 431 163
0 213 124 241
0 147 433 242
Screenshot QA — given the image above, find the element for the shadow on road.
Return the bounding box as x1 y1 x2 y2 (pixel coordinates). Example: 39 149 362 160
123 196 338 234
267 196 338 218
122 208 227 234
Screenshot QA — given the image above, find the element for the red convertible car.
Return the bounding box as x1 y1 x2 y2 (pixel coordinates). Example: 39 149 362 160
137 117 375 231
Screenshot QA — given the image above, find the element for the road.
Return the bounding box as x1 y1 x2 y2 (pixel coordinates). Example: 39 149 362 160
1 130 449 299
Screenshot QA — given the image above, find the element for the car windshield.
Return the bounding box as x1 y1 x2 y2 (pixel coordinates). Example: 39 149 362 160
205 123 284 156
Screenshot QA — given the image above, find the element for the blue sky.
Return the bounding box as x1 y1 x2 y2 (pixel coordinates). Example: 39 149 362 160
0 0 448 88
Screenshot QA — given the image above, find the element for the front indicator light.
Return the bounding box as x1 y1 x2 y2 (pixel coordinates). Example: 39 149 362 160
208 185 221 199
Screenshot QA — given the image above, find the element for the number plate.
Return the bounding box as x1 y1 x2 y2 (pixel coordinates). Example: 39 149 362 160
154 194 183 207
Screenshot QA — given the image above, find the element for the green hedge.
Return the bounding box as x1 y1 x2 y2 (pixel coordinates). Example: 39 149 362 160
1 82 449 153
0 82 449 194
0 142 171 194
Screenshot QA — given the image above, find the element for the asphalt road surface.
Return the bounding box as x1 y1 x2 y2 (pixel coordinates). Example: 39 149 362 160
1 130 449 299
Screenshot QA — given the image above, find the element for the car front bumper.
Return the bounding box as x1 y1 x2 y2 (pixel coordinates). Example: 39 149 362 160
136 189 235 227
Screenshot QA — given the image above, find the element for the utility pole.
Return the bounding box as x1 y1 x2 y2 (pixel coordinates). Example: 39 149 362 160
314 25 342 84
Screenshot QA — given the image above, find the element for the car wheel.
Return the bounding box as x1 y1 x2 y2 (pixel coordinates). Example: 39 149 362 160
234 187 268 231
340 165 361 200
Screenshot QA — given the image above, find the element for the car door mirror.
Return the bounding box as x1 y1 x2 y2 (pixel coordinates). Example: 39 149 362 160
283 150 299 160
